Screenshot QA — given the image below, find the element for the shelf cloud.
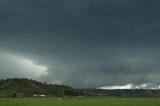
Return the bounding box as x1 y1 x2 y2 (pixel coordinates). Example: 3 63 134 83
0 0 160 88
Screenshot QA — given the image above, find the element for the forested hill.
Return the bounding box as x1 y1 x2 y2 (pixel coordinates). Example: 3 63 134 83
1 78 160 98
0 78 82 98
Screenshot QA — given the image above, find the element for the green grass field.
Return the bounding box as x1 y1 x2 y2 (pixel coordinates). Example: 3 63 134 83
0 98 160 106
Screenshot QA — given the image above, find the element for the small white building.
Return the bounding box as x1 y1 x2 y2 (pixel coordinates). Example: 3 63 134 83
40 95 46 97
33 95 38 97
33 94 46 97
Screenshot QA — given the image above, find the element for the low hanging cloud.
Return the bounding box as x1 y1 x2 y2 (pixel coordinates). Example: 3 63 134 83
24 47 159 88
98 83 160 90
0 52 48 79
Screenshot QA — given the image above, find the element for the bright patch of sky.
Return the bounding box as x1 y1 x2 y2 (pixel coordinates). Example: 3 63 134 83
0 52 48 79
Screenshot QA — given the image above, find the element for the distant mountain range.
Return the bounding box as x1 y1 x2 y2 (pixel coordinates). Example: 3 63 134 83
1 78 160 98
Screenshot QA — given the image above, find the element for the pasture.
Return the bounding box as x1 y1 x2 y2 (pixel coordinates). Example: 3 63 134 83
0 98 160 106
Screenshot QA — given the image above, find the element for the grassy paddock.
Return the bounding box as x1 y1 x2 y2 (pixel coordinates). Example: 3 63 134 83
0 98 160 106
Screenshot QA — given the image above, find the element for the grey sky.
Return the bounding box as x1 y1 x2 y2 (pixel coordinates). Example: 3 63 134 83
0 0 160 88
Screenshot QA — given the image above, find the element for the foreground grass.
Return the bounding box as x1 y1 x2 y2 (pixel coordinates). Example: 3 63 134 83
0 98 160 106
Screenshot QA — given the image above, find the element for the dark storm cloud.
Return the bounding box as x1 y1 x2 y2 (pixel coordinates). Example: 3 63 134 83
1 0 160 88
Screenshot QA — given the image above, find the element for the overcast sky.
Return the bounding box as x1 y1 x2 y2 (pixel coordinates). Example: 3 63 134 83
1 0 160 88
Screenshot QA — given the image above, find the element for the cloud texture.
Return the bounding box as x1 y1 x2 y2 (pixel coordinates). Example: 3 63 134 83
0 0 160 88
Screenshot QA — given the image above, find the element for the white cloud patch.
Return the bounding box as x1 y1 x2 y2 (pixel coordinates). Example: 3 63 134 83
98 83 160 90
0 52 48 79
98 84 133 89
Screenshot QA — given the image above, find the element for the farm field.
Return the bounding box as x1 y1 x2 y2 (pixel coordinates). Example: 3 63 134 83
0 98 160 106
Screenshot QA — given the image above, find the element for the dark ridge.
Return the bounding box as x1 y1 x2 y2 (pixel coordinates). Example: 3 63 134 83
0 78 82 98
